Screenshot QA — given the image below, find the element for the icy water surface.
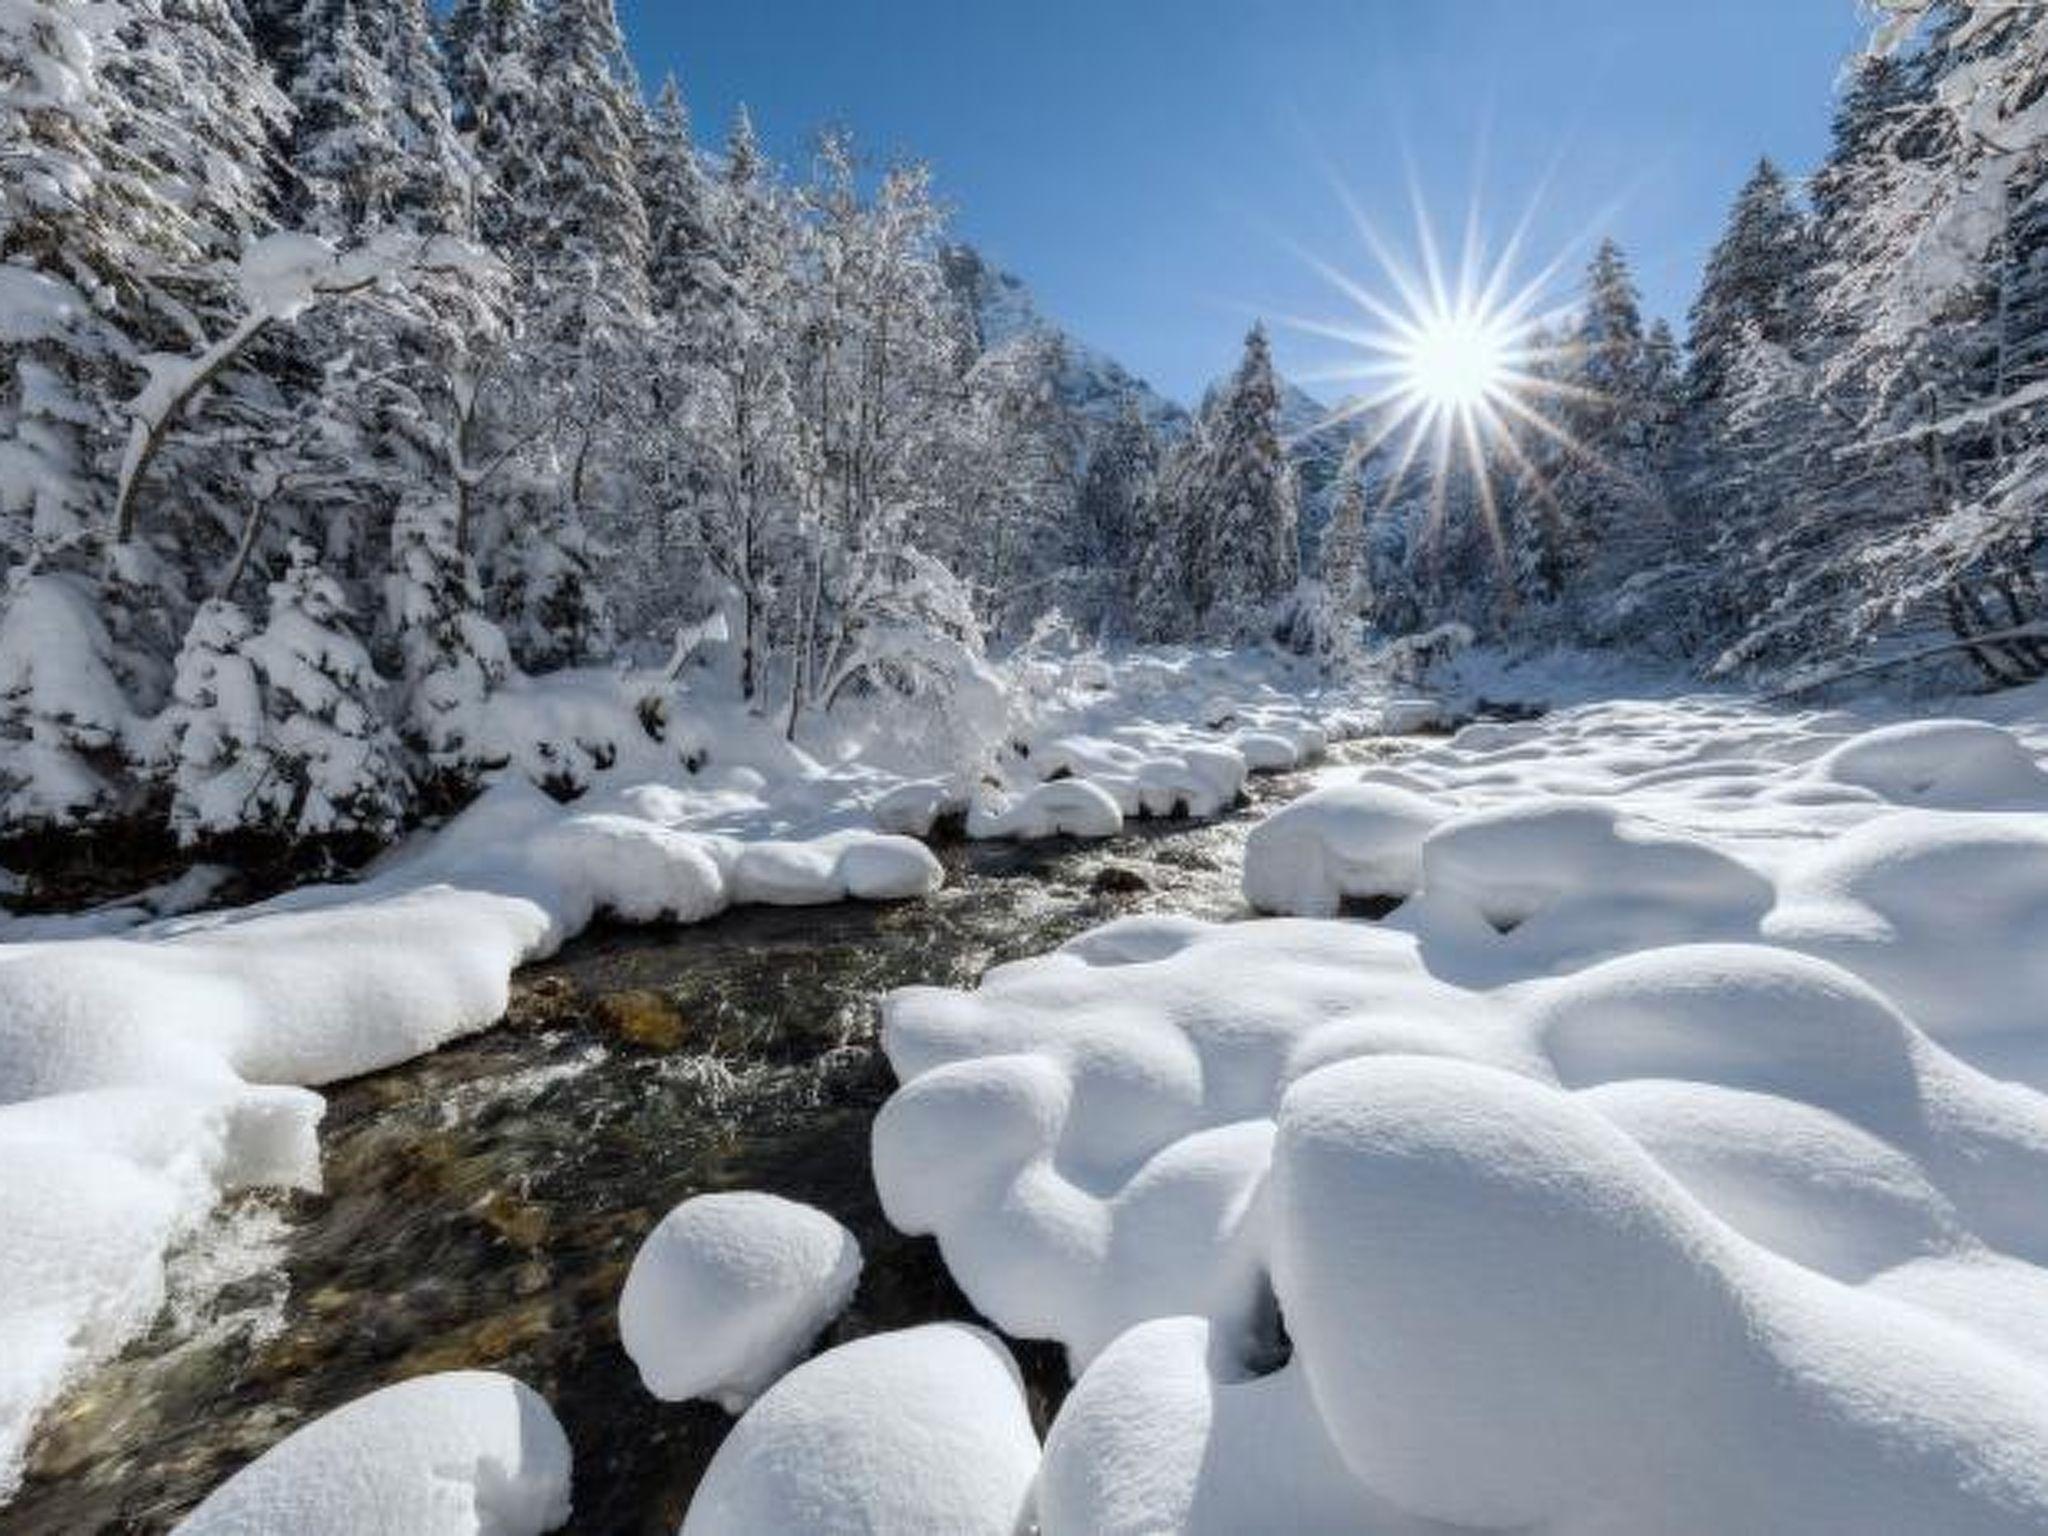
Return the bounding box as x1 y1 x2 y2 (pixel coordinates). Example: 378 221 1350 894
7 749 1399 1535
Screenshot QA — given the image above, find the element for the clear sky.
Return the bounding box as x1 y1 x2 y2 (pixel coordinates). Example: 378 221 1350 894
617 1 1871 405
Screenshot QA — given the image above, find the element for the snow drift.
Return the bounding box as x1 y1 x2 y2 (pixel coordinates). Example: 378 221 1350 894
878 698 2048 1532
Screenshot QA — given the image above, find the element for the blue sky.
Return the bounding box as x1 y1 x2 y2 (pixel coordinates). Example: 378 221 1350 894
618 2 1870 404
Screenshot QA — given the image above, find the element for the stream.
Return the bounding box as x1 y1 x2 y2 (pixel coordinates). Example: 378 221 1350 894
6 742 1404 1535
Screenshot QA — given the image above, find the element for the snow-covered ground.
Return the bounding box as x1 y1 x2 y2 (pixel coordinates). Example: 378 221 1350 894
880 688 2048 1533
23 651 2048 1532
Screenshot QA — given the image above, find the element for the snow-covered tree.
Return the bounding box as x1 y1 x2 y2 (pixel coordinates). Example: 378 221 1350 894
1077 402 1160 638
254 0 468 240
782 137 980 734
526 0 649 321
243 539 410 838
1131 417 1207 642
158 595 283 842
383 491 510 792
0 571 138 826
441 0 547 256
960 331 1086 641
1685 159 1813 403
1193 323 1300 640
1310 442 1371 663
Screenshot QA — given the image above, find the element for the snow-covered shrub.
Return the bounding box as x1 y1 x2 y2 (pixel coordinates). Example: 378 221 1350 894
159 541 409 844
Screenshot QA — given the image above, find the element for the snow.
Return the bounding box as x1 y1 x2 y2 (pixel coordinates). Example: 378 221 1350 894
678 1324 1039 1536
0 765 928 1494
0 645 1385 1491
967 777 1125 840
1242 782 1447 916
875 691 2048 1533
171 1371 571 1536
619 1193 861 1412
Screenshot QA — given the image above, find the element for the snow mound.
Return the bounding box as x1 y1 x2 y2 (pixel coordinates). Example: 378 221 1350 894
619 1194 861 1411
878 696 2048 1530
968 778 1124 840
1768 810 2048 1079
172 1371 571 1535
1036 1316 1429 1536
1034 735 1247 819
1242 783 1446 916
1807 718 2048 809
1271 1056 2048 1534
1408 800 1775 979
869 779 963 838
679 1324 1038 1536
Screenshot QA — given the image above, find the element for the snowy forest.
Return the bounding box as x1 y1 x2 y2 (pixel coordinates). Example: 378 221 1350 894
11 3 2048 1535
3 0 2043 864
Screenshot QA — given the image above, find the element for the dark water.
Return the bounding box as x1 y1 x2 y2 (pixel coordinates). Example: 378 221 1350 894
5 755 1392 1535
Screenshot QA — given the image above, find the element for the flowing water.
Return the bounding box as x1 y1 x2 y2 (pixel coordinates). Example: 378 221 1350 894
7 747 1403 1535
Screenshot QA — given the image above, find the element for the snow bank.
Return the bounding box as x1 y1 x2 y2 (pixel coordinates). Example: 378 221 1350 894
0 771 933 1494
679 1325 1038 1536
881 698 2048 1532
1272 1056 2048 1535
173 1371 571 1536
964 644 1387 847
620 1194 861 1411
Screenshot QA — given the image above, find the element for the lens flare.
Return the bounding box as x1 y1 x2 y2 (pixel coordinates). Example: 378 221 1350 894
1268 175 1611 593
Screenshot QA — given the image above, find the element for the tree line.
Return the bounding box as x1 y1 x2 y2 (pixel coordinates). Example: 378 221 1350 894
0 0 2041 859
1302 3 2048 689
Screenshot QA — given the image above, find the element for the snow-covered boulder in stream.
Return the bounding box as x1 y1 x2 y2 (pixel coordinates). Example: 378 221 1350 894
679 1324 1038 1536
173 1371 571 1536
1242 782 1448 916
620 1193 861 1411
967 778 1124 840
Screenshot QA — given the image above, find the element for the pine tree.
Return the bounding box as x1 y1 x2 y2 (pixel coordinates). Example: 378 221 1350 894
256 0 469 239
526 0 650 322
441 0 547 257
1546 240 1674 630
384 491 510 791
1685 159 1812 403
640 74 720 321
1077 402 1160 637
1194 323 1300 640
1311 441 1370 662
159 595 286 842
241 539 410 838
0 571 138 826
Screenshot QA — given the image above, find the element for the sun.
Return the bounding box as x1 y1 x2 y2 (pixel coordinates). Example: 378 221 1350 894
1397 305 1516 412
1268 183 1604 591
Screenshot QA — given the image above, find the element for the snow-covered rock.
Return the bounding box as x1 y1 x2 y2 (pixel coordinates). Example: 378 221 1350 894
1807 717 2048 810
1242 782 1446 915
619 1194 861 1411
869 779 963 838
679 1324 1038 1536
1271 1055 2048 1535
172 1371 571 1536
967 778 1125 840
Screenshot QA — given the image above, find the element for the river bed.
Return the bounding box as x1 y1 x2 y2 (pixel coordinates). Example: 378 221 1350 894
7 745 1402 1535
